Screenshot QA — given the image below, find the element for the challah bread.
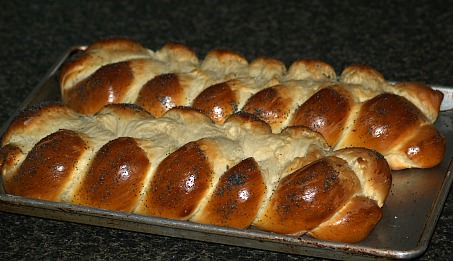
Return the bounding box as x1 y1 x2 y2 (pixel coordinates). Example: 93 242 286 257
0 103 391 243
59 38 445 170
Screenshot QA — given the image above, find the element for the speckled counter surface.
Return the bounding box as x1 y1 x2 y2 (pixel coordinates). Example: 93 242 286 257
0 0 452 260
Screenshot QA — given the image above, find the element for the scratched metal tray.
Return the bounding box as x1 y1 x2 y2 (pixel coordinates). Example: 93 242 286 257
0 46 452 260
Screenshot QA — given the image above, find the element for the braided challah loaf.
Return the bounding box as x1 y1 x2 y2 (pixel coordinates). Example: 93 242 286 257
59 38 445 170
0 103 391 243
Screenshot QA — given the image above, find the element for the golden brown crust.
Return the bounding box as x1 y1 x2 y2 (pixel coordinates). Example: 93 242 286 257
309 196 382 243
192 81 238 124
72 137 150 212
255 156 360 235
192 157 265 228
242 85 294 130
0 144 24 181
65 61 134 114
60 37 151 93
88 37 146 51
339 94 427 152
3 130 86 201
333 92 445 169
401 124 445 169
140 140 213 219
290 85 353 146
136 73 184 117
391 82 444 122
59 37 144 85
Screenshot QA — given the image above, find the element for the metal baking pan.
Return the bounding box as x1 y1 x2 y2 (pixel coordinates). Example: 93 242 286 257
1 46 452 260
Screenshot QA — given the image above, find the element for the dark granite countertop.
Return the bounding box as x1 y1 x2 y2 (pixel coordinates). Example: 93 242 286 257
0 0 452 260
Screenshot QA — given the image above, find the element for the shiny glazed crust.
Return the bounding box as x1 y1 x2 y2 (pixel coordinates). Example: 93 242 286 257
0 103 391 243
59 37 445 170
